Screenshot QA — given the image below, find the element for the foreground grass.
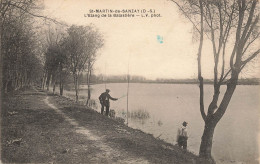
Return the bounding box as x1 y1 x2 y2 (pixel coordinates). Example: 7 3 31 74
1 87 208 164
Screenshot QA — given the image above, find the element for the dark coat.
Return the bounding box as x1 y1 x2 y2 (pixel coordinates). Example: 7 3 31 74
99 92 117 106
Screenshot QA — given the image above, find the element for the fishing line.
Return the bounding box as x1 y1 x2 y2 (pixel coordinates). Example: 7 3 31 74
118 94 127 99
176 95 192 110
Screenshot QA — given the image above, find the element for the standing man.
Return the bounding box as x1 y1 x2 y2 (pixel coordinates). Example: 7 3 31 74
99 89 118 116
177 121 188 150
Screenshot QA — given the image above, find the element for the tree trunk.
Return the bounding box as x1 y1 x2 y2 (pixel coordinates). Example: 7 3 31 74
86 69 91 105
199 74 238 162
60 83 63 96
43 74 47 90
87 84 91 104
74 73 79 102
59 65 63 95
42 71 47 89
75 81 78 102
59 73 63 96
52 72 56 94
199 121 217 163
59 71 63 96
46 73 51 91
53 80 56 94
42 72 45 89
41 75 44 89
48 75 52 91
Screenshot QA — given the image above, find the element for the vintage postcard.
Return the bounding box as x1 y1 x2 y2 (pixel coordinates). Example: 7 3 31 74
1 0 259 163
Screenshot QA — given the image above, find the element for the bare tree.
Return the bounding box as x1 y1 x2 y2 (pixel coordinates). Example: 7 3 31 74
85 28 103 106
42 25 67 94
173 0 259 162
62 25 103 102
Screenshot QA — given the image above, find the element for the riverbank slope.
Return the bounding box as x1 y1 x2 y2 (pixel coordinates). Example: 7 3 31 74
1 87 207 164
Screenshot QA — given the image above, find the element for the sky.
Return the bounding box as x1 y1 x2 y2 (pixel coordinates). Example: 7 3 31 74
43 0 260 80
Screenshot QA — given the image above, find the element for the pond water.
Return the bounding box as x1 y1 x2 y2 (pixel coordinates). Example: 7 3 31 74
61 83 259 164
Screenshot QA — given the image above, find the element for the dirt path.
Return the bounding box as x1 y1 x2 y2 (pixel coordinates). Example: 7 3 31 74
44 96 149 164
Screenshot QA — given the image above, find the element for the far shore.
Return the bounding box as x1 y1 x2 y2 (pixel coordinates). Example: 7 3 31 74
79 80 260 86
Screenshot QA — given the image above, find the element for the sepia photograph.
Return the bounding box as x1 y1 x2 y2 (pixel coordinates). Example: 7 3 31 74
1 0 259 163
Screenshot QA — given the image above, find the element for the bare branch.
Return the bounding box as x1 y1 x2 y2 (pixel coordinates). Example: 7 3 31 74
240 0 257 44
230 0 246 70
8 2 68 26
241 49 260 66
171 0 203 36
198 0 206 121
222 0 236 44
219 45 226 84
242 32 260 55
242 15 259 49
219 69 231 84
206 2 221 91
218 1 236 84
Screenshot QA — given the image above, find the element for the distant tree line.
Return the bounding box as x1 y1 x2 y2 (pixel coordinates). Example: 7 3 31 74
86 74 147 84
83 74 259 85
155 78 260 85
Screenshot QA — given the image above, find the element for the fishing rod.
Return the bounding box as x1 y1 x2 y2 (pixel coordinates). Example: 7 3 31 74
104 61 107 90
126 53 132 126
126 57 130 126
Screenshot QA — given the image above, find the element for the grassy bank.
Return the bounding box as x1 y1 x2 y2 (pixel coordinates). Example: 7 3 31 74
1 87 208 164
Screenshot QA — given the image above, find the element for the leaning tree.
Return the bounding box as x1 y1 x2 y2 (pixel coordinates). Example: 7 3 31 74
173 0 259 162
